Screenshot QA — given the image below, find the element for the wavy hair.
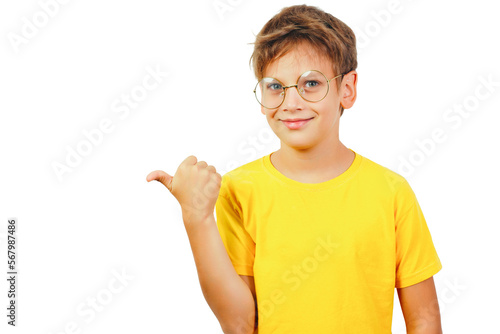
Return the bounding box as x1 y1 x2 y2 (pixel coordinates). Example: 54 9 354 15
250 5 358 115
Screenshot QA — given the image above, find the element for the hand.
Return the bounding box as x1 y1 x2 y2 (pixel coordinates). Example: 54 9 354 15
146 155 222 223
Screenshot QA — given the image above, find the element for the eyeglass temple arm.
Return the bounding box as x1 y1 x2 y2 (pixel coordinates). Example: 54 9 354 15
329 73 344 82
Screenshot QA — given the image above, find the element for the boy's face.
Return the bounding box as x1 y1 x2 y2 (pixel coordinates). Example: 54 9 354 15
260 45 356 152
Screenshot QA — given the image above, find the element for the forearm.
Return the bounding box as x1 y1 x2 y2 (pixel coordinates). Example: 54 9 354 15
407 327 442 334
398 277 442 334
406 320 442 334
183 213 256 334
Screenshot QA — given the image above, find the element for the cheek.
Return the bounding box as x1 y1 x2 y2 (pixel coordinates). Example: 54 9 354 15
314 104 340 126
314 103 336 117
264 108 279 120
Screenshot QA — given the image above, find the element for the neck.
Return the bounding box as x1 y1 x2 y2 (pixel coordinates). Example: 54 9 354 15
272 136 354 183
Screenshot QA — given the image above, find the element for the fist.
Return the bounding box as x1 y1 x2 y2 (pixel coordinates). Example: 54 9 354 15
146 155 222 223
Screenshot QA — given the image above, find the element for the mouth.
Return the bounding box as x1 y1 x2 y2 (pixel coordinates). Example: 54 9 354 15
280 117 314 130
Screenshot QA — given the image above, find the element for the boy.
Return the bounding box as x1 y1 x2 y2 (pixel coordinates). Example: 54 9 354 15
147 4 442 333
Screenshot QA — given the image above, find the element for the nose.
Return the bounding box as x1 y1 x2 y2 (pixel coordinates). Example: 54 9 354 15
281 85 304 110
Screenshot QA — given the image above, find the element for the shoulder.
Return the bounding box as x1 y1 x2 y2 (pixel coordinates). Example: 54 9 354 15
357 153 407 189
355 153 416 204
221 155 266 184
219 154 269 198
358 153 421 216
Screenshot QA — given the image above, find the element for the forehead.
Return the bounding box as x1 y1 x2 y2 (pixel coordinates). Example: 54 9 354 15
263 45 334 79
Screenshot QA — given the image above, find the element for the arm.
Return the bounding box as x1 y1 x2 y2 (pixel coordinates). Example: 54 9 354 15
240 275 258 333
147 156 255 334
397 276 442 334
185 215 256 334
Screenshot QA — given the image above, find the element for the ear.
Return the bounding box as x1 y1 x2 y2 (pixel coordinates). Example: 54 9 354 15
340 71 358 109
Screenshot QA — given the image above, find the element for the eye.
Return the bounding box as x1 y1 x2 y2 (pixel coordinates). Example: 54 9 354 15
267 83 283 91
304 80 320 88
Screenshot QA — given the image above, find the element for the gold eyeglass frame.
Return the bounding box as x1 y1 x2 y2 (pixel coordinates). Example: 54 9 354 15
253 70 345 109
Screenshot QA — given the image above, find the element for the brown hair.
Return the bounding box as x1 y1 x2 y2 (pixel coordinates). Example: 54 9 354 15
250 5 358 116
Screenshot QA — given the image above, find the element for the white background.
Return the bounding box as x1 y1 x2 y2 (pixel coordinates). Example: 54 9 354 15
1 0 499 333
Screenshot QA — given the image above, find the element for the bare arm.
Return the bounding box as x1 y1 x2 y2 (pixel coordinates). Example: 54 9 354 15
397 276 442 334
240 275 258 333
184 215 256 333
147 156 255 333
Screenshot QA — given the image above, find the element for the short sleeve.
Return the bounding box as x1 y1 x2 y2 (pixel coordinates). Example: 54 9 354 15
395 181 442 288
215 184 255 276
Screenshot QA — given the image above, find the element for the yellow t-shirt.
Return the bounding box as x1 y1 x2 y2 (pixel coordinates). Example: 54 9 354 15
215 149 442 333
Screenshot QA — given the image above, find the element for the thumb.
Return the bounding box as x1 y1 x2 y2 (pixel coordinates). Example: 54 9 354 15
146 170 173 192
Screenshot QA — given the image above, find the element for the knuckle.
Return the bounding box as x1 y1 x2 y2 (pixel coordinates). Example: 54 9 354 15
211 173 222 183
197 161 208 167
213 174 222 184
186 155 197 164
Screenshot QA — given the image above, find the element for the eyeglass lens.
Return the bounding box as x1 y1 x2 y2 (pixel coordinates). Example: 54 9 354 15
255 70 330 109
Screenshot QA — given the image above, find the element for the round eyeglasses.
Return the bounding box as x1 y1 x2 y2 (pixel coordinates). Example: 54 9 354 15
253 70 344 109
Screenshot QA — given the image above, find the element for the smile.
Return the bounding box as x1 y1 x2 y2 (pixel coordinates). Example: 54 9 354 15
280 117 314 130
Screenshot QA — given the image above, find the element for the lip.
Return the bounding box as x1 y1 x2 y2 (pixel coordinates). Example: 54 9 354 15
280 117 313 130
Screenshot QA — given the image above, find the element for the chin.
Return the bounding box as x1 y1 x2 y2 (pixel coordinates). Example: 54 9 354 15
281 138 315 151
270 126 315 147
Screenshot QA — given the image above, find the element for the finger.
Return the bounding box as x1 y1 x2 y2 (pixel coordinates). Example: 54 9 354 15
206 165 216 173
182 155 198 166
197 161 208 168
211 172 222 185
146 170 163 182
146 170 173 191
